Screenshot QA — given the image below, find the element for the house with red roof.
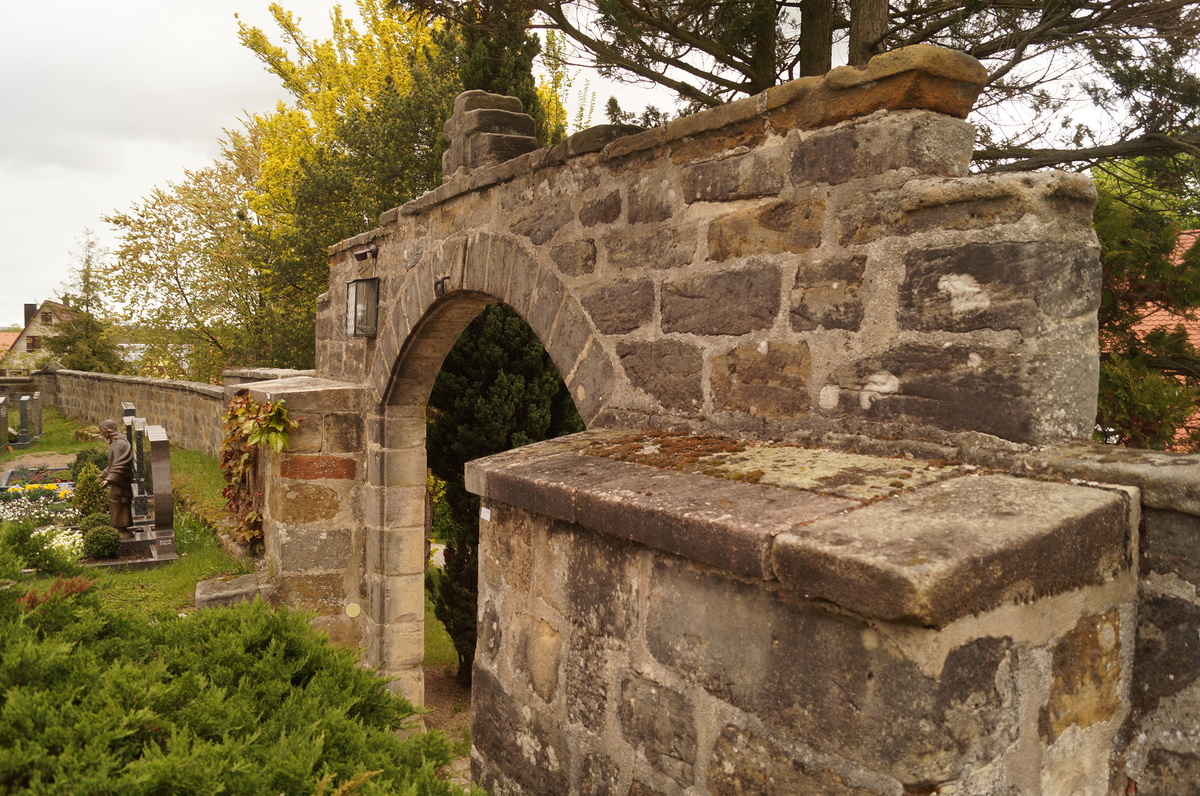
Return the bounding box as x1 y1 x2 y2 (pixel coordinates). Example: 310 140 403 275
0 300 78 377
1132 230 1200 444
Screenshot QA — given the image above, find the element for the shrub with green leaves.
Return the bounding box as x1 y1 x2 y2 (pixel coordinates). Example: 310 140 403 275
72 461 108 518
70 446 108 482
0 520 82 577
82 525 121 560
0 575 470 796
80 512 111 533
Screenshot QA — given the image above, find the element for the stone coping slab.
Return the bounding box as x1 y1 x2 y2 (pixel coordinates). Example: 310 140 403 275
242 376 367 413
467 430 1133 626
365 43 986 226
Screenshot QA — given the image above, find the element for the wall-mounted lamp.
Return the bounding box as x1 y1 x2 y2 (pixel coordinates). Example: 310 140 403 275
434 276 451 298
346 278 380 337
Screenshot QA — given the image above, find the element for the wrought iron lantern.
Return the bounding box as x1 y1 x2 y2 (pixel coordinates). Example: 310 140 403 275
346 278 379 338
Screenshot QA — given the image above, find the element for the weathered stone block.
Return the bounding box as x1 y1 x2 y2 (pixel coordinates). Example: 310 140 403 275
823 342 1049 442
1132 596 1200 717
900 241 1100 335
527 267 566 345
791 253 867 331
277 525 353 572
708 725 880 795
512 201 574 246
575 465 855 579
628 175 676 223
458 107 537 138
670 117 768 164
582 279 655 334
280 454 357 481
791 112 974 187
548 298 593 378
646 557 1018 785
479 600 502 664
681 148 786 203
708 199 824 262
834 172 1097 247
580 753 622 796
270 572 345 612
551 239 597 276
712 341 811 418
617 339 704 411
1039 609 1122 743
323 412 363 453
619 674 697 786
195 574 260 609
539 519 639 637
473 667 570 794
268 482 342 524
287 412 324 453
564 632 615 732
1143 749 1200 794
580 191 621 226
566 124 643 156
772 475 1129 626
662 265 781 335
480 502 536 593
568 339 616 425
605 225 696 271
1141 508 1200 583
766 45 987 132
511 614 562 702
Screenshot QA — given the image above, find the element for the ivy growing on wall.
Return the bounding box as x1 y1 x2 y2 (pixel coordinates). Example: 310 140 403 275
220 394 297 546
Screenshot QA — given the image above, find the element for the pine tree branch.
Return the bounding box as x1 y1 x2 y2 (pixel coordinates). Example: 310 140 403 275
976 131 1200 172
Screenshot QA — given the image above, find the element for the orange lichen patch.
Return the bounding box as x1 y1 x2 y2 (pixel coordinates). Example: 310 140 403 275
582 430 748 474
582 431 965 500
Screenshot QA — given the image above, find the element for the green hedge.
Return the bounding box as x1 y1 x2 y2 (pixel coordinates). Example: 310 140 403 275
0 525 471 796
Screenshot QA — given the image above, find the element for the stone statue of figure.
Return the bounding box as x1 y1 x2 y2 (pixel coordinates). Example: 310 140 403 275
98 419 134 530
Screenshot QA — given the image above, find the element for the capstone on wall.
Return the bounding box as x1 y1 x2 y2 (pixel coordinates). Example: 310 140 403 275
466 432 1140 795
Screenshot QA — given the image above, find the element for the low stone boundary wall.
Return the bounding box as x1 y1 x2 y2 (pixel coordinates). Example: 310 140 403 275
37 369 226 456
34 368 317 458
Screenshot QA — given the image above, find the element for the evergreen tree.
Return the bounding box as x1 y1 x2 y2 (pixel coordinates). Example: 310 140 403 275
1094 171 1200 450
426 306 583 684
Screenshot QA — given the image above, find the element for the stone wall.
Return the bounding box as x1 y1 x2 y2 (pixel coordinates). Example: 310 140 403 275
37 369 226 456
317 44 1099 450
466 432 1140 795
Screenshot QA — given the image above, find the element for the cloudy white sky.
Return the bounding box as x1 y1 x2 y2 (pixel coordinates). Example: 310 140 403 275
0 0 666 329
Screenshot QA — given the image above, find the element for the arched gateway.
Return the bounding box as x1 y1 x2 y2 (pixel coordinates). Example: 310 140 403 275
241 44 1128 790
248 43 1100 700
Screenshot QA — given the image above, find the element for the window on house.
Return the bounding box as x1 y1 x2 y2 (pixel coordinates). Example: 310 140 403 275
26 336 40 351
40 312 52 323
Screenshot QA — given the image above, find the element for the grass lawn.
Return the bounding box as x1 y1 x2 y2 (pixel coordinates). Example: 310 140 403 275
6 407 459 662
3 406 100 463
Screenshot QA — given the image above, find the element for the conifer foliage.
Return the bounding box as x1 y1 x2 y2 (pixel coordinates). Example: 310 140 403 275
0 540 467 796
426 305 583 684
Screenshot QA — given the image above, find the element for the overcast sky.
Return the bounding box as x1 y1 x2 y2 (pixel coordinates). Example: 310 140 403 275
0 0 666 329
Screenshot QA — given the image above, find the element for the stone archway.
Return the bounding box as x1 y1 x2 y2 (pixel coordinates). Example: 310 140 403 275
260 44 1103 707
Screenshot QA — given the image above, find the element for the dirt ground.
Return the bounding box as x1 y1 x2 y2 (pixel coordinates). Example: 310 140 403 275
2 452 77 472
422 663 473 787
